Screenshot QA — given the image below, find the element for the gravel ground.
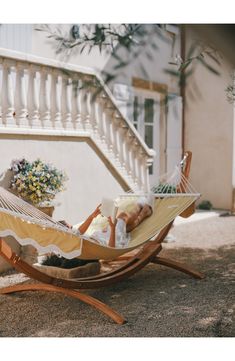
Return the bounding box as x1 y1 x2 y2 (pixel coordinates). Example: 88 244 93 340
0 213 234 337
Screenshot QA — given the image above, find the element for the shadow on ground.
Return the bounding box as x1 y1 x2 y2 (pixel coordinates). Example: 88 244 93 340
0 244 234 337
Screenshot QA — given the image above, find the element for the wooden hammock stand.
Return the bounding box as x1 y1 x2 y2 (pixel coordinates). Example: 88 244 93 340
0 151 204 325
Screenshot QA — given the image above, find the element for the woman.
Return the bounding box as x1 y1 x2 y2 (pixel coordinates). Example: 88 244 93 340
61 195 154 248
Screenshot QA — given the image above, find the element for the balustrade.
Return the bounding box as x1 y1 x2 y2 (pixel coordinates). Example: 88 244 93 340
15 64 27 126
0 50 154 192
51 70 62 127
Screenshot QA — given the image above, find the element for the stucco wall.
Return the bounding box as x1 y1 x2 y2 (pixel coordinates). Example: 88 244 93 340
104 26 181 95
184 33 234 210
32 24 181 94
0 135 124 224
32 24 111 71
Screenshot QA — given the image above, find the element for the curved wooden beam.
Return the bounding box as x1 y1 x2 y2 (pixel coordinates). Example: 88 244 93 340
0 282 126 325
151 256 205 279
0 223 171 290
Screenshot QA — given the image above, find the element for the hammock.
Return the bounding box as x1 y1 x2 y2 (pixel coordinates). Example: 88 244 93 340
0 151 204 325
0 165 200 261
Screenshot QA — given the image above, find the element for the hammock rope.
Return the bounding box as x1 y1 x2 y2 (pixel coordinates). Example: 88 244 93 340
0 163 200 260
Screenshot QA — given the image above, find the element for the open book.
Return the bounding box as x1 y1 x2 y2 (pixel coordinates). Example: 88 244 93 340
100 193 155 221
100 197 118 221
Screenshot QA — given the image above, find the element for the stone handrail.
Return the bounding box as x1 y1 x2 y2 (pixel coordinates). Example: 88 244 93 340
0 48 155 191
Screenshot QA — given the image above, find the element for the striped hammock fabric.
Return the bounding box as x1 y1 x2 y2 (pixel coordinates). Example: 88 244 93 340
0 184 200 260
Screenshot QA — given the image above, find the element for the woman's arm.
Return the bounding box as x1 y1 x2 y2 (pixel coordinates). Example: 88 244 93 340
78 204 101 234
126 204 152 232
107 216 117 247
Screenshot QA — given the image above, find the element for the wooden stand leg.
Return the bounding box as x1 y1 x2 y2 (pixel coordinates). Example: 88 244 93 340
0 282 126 325
152 256 205 279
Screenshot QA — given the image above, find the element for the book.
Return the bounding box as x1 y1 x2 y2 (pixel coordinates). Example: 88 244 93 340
100 197 118 221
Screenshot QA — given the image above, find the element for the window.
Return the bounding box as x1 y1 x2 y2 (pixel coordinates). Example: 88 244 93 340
144 99 154 174
144 98 154 146
132 89 161 180
133 96 139 130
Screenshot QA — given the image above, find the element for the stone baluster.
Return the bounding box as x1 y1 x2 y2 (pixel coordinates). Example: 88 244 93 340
86 90 92 130
125 130 135 177
131 142 140 187
51 70 62 128
27 65 40 127
1 61 15 126
14 63 28 127
105 109 115 154
71 77 82 130
96 98 106 144
61 75 72 129
117 124 127 169
138 152 147 191
144 156 151 192
135 150 145 190
39 67 51 128
80 79 92 131
111 116 121 164
89 86 99 134
103 110 113 154
79 84 87 130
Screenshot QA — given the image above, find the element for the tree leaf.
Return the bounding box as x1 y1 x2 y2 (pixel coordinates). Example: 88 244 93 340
164 69 180 77
198 57 220 76
206 51 221 65
179 61 191 72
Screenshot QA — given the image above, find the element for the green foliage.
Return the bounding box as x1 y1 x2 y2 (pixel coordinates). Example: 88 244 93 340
152 183 177 194
35 24 167 85
36 24 223 101
10 158 68 205
198 200 213 210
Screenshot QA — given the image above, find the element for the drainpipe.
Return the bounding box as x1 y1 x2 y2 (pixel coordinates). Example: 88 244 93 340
180 24 186 156
232 71 235 213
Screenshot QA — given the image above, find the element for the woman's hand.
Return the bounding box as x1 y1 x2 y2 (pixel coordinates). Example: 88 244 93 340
107 216 116 248
59 220 72 229
78 204 101 235
91 204 101 219
108 216 116 229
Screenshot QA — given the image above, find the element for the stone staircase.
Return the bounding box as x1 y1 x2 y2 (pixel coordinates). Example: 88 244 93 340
0 48 155 192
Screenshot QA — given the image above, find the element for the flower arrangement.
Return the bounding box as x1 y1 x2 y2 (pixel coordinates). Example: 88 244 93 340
10 158 68 206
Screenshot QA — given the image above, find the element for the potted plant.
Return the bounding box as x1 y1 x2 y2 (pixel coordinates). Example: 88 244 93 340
10 158 68 216
152 183 177 194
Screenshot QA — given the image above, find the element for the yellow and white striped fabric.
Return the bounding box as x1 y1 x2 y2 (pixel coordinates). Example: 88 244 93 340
0 187 199 260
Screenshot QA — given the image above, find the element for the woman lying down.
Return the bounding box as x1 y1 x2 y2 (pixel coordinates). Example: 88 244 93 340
61 194 154 248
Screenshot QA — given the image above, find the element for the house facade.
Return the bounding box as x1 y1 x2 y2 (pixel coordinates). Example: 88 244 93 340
184 26 235 211
0 23 234 218
0 24 183 223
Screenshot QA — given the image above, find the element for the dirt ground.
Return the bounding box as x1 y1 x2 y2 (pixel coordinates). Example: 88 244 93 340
0 213 234 337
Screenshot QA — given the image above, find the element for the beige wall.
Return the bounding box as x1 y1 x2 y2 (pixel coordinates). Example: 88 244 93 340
184 33 234 210
32 24 111 71
32 24 181 95
0 135 124 224
104 26 181 95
